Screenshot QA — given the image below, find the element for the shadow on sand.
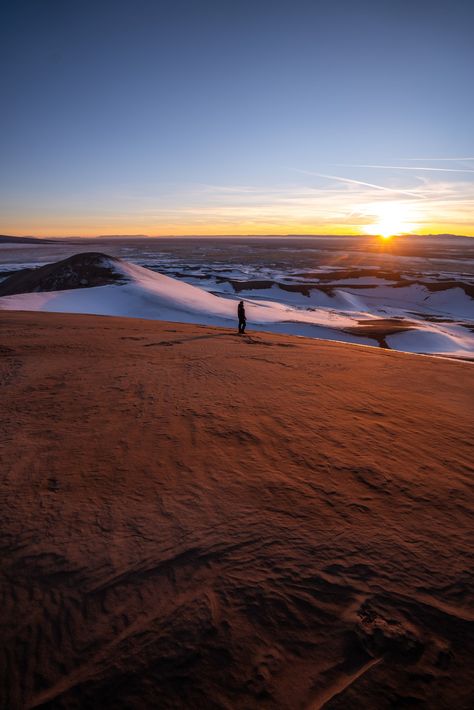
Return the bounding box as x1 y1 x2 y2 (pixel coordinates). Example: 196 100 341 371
144 332 257 347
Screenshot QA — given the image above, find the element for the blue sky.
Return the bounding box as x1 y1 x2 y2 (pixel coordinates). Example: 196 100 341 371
1 0 473 235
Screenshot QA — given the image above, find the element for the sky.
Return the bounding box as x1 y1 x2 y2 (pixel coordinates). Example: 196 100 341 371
1 0 473 237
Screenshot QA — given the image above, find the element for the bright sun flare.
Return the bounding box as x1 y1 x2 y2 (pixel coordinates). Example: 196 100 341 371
366 202 416 239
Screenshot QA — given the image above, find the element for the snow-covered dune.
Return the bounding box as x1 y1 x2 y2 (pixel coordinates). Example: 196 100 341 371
0 255 356 330
1 253 473 359
339 283 474 320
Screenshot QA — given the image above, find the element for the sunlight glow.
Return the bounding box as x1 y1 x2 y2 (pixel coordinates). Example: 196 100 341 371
365 201 416 238
3 179 474 237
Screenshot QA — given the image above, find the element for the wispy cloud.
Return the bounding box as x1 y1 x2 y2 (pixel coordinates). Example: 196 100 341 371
117 176 474 234
402 157 474 162
290 168 424 198
332 163 474 174
3 173 473 236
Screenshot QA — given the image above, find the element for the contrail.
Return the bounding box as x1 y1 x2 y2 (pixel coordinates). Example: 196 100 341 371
291 169 425 198
333 163 474 174
402 157 474 162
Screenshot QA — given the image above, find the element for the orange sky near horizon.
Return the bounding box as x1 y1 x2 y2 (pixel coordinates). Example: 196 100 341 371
3 223 474 239
3 177 473 239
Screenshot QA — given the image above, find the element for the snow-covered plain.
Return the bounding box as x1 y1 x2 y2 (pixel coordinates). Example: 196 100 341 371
1 255 473 359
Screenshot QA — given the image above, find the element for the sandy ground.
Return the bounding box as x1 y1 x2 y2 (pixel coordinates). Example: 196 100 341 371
1 311 473 710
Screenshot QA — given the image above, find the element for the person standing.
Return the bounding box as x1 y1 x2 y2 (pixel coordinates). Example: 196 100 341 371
237 300 246 334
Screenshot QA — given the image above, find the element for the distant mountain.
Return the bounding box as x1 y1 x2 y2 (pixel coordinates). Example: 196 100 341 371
57 235 151 241
0 235 55 244
423 233 473 240
93 234 150 239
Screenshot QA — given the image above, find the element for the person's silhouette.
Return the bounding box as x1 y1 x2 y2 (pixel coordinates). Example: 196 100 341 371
238 300 246 334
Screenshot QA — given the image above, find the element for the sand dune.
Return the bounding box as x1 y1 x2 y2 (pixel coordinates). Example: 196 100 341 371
1 311 473 709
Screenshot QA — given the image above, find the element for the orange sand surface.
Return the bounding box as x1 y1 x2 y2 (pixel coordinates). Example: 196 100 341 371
1 311 473 709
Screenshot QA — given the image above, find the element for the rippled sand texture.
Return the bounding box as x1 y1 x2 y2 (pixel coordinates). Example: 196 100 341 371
1 311 473 709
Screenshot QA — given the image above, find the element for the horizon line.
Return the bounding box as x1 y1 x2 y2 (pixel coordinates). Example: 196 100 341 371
3 232 474 240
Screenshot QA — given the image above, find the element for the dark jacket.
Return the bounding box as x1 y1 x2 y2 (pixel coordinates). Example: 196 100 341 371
238 303 246 321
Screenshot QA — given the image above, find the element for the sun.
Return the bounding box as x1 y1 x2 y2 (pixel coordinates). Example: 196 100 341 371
365 202 416 239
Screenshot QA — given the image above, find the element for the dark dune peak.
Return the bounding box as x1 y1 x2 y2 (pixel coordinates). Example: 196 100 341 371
0 252 125 297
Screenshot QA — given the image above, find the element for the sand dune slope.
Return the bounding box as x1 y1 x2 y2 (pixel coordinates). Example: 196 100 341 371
1 312 473 709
